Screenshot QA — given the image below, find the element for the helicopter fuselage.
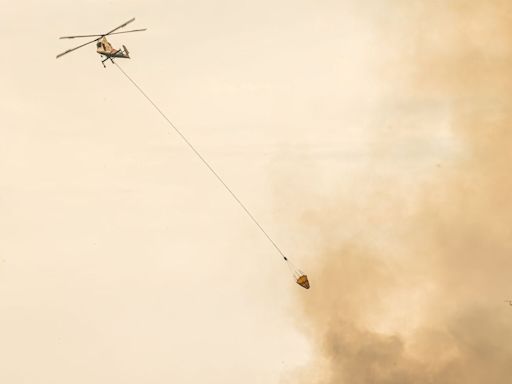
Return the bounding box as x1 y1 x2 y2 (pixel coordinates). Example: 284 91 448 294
96 37 129 58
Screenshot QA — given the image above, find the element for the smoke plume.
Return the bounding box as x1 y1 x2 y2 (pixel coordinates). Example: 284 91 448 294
293 2 512 383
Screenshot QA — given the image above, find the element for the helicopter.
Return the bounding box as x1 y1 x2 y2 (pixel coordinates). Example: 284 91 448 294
56 18 146 67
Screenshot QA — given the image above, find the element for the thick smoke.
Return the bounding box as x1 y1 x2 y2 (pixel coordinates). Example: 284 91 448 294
293 2 512 383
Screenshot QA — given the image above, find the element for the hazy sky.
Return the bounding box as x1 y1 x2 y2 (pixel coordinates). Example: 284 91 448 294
2 1 509 383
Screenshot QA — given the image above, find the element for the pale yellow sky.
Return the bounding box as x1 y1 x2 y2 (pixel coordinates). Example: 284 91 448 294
0 1 464 383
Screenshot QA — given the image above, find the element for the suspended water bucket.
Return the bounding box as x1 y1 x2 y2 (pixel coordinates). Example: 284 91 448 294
296 274 310 289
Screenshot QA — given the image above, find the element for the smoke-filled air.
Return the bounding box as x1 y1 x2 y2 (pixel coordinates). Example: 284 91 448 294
291 1 512 383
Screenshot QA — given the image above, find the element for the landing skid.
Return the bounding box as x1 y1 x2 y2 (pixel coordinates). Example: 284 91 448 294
101 55 115 68
100 49 129 68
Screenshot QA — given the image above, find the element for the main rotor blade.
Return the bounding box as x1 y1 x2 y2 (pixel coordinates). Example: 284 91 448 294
105 17 136 36
59 34 104 39
59 28 146 40
108 28 147 36
56 37 101 59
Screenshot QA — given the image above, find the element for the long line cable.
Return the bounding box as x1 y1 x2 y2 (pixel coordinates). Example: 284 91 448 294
114 61 290 262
